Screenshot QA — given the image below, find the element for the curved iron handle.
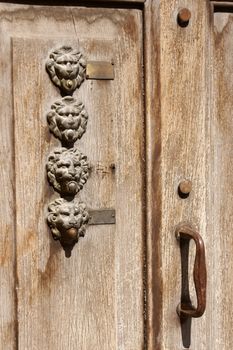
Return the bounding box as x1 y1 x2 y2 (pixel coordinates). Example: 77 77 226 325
175 224 207 348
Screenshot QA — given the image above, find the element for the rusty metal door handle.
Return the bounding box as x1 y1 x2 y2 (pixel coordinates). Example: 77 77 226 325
175 224 207 348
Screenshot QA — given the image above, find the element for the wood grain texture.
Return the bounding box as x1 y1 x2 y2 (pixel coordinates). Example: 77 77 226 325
0 12 17 350
205 11 233 349
145 0 211 348
144 1 162 349
0 5 145 350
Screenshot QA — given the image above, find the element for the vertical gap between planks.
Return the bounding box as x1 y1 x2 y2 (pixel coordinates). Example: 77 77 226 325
144 0 163 349
142 4 148 349
11 38 19 350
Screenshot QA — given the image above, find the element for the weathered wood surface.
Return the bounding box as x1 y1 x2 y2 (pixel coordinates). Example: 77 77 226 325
207 11 233 349
0 5 145 349
144 1 162 349
0 8 17 349
145 0 210 348
145 2 233 349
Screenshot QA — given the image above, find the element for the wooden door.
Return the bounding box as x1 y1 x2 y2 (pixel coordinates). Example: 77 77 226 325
0 4 145 349
145 0 233 349
2 1 233 349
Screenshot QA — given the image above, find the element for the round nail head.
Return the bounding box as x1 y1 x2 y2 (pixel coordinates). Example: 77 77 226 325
177 8 191 27
178 180 192 195
67 80 72 88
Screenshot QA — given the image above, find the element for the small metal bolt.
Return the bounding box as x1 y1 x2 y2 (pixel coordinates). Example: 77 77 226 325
110 163 116 171
177 8 191 27
178 179 192 198
67 80 73 88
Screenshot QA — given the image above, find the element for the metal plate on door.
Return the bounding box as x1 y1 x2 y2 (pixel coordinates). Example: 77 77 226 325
86 61 115 80
88 209 116 225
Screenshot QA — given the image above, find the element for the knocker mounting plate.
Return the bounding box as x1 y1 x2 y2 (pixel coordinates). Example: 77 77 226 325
86 61 115 80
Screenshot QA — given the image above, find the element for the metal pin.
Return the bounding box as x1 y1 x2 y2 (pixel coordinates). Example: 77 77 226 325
178 180 192 198
177 8 191 27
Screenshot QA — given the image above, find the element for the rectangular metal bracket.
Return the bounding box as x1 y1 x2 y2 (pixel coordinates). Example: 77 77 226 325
88 209 116 225
86 61 115 80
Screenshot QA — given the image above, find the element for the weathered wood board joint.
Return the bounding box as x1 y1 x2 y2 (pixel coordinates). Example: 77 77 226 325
86 61 115 80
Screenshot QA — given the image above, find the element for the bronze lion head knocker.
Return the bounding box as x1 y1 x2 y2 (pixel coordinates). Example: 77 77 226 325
46 46 86 96
47 198 90 257
46 96 88 147
46 147 89 197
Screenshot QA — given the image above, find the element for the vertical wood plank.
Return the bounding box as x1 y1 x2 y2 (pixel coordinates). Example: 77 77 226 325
6 6 145 350
0 23 17 350
206 11 233 349
111 12 145 349
145 0 211 348
144 1 162 349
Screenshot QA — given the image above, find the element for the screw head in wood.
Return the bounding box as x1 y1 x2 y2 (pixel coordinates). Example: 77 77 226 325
178 179 192 198
177 8 191 27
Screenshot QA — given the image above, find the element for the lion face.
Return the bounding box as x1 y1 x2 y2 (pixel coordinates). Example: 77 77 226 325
47 148 89 196
47 97 88 146
46 46 86 95
54 53 80 80
47 198 89 249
